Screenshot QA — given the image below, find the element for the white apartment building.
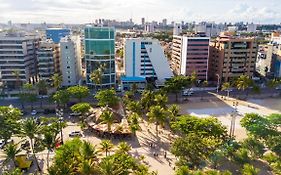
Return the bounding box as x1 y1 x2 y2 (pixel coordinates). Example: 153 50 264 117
37 40 60 83
173 23 182 36
60 36 82 87
247 23 257 33
123 38 173 90
0 33 39 90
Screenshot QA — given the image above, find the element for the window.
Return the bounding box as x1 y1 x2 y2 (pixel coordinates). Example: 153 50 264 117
65 46 68 49
67 66 70 69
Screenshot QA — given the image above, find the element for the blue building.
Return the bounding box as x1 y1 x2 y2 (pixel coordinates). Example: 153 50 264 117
46 28 70 43
84 26 116 88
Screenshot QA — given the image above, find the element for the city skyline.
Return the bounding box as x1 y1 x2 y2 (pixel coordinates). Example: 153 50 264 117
0 0 280 24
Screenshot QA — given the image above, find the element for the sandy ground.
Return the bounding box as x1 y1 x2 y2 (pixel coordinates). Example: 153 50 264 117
179 96 281 141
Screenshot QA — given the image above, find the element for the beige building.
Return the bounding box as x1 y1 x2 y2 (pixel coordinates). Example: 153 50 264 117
209 33 257 82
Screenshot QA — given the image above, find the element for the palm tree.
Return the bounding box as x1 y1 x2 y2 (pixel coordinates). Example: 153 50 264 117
267 79 281 89
99 158 123 175
77 159 98 175
147 105 167 136
100 109 114 132
236 75 253 97
222 82 231 98
168 104 180 122
42 131 56 169
90 67 103 90
12 71 21 89
52 73 62 90
128 113 141 136
140 90 156 111
117 142 131 154
20 118 42 172
3 168 23 175
242 164 260 175
79 140 98 161
100 140 114 156
154 94 168 109
36 80 48 95
126 101 142 115
3 143 21 168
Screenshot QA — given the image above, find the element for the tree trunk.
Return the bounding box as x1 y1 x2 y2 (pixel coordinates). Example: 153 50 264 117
30 139 41 172
47 149 50 169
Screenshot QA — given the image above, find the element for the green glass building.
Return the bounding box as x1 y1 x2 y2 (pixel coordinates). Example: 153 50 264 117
85 26 116 87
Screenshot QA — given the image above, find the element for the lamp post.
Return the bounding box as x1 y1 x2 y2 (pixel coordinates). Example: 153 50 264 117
56 108 64 145
216 74 220 94
229 101 238 137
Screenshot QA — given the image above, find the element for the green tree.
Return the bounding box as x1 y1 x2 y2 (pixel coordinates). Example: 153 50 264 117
52 73 62 90
242 164 260 175
267 79 281 89
23 83 37 110
127 101 142 115
128 112 141 136
36 80 48 95
90 68 103 90
164 76 192 102
20 118 42 172
235 75 253 97
67 85 90 102
0 106 22 141
3 168 23 175
241 137 265 159
100 140 114 156
3 143 21 168
222 82 231 97
154 93 168 108
52 90 70 108
131 83 138 95
140 90 156 111
95 89 119 107
12 71 22 89
168 104 180 122
100 109 115 132
70 103 91 123
147 106 167 136
116 142 131 154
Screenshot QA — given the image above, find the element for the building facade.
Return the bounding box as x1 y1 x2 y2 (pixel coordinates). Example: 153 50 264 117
171 34 210 80
60 36 82 87
46 28 70 43
173 23 182 36
37 40 60 83
209 33 257 82
123 38 173 90
84 26 116 87
0 33 39 89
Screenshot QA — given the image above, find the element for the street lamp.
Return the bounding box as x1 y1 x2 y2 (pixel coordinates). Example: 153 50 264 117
229 101 238 137
216 74 220 93
56 108 64 145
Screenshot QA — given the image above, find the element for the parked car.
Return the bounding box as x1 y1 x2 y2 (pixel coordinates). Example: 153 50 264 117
31 110 37 116
69 131 83 137
182 90 194 96
70 112 81 116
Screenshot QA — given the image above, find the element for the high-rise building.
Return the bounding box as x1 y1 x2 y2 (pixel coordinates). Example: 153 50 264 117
46 28 70 43
256 43 281 78
0 33 39 89
144 23 155 33
171 33 210 80
122 38 173 90
173 23 182 36
141 18 145 26
209 32 257 82
60 36 82 87
37 40 60 83
84 26 116 87
162 19 167 26
247 23 257 33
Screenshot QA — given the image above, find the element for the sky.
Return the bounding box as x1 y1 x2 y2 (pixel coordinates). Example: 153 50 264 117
0 0 280 24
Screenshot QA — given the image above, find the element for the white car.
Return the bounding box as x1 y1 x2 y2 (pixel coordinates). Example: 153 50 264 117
69 131 83 137
0 140 5 149
182 90 194 96
31 110 37 116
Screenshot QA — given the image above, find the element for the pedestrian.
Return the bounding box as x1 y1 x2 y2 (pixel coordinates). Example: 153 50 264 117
164 151 167 158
